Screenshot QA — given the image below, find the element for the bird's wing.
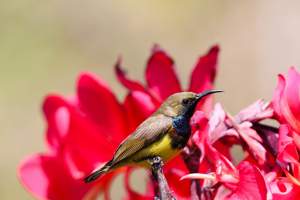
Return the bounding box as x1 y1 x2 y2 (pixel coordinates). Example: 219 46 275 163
111 114 173 164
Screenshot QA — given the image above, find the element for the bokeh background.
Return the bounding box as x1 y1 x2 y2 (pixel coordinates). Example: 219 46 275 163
2 0 300 199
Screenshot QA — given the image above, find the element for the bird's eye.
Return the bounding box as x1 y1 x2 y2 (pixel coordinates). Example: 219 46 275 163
182 99 189 105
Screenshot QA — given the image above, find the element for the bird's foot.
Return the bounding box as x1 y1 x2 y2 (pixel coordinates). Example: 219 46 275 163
149 156 176 200
148 156 163 171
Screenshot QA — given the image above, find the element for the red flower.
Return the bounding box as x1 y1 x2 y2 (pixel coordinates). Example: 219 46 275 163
181 97 272 199
179 66 300 200
18 45 219 200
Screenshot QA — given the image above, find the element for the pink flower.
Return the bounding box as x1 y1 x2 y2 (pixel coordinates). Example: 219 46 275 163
272 67 300 149
263 125 300 199
179 66 300 199
181 98 273 199
193 100 273 167
182 161 267 200
18 45 219 200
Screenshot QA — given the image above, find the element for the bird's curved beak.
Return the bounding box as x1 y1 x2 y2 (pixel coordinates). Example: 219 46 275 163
195 89 223 102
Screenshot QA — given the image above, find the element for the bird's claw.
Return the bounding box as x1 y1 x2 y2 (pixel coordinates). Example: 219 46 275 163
149 156 176 200
152 156 162 163
149 156 163 171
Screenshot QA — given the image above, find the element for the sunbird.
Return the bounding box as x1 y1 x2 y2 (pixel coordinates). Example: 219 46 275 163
84 90 222 183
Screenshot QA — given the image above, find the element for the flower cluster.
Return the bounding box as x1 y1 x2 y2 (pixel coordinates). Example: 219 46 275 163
180 67 300 199
18 45 300 200
18 45 218 199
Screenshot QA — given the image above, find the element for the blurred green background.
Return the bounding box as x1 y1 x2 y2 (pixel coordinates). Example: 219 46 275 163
2 0 300 199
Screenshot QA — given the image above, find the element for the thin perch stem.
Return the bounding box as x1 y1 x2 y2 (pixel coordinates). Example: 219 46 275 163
182 146 202 199
149 157 176 200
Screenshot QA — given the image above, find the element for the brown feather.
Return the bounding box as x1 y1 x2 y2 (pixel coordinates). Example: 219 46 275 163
110 114 173 166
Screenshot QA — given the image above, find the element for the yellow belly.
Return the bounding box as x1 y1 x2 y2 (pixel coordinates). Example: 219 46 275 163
132 134 180 167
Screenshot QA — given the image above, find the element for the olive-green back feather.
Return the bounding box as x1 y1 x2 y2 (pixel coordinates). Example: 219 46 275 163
111 114 173 165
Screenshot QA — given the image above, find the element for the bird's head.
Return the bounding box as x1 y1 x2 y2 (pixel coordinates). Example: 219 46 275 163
157 90 223 118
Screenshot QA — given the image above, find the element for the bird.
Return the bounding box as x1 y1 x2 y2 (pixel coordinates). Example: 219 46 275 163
84 89 222 183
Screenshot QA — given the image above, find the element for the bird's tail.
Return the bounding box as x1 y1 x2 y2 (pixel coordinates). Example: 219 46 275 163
84 162 111 183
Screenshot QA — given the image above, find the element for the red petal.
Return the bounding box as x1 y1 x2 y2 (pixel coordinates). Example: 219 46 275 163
272 74 286 121
235 100 273 123
195 93 215 114
226 118 266 165
123 91 157 131
272 68 300 134
115 59 145 91
207 144 238 184
124 168 153 200
77 73 127 142
18 154 50 199
62 107 117 178
292 131 300 151
164 156 191 198
278 125 299 163
18 154 90 200
45 95 118 177
226 161 267 200
145 46 181 101
285 68 300 117
189 45 219 93
44 93 117 177
277 125 300 184
270 178 300 199
43 95 71 151
283 68 300 133
191 110 208 132
207 103 228 143
191 111 210 162
238 124 267 165
213 141 233 162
